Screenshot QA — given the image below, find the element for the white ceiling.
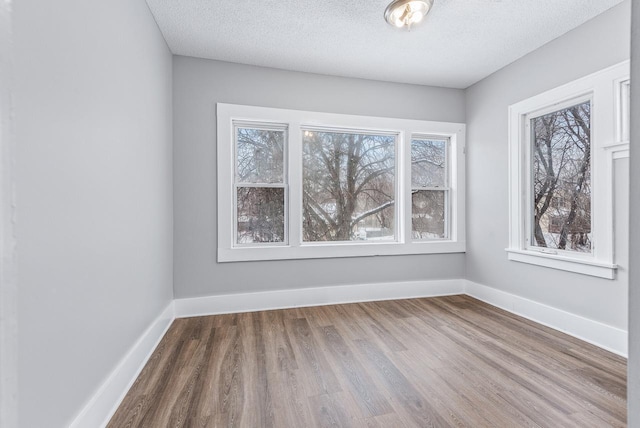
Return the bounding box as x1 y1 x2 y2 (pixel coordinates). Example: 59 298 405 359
146 0 625 88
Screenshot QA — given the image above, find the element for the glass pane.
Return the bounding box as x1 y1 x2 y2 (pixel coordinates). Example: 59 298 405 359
531 101 591 253
411 138 446 188
236 127 284 183
302 130 395 242
236 187 285 244
412 190 446 239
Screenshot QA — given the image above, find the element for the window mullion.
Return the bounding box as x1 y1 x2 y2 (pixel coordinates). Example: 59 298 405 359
524 116 533 250
403 130 412 244
288 120 302 248
444 189 450 240
412 186 450 191
235 183 286 188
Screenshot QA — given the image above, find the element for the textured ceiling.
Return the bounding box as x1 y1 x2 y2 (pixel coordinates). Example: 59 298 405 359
146 0 625 88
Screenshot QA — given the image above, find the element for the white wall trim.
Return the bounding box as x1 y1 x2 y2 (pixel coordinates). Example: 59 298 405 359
173 279 628 357
68 302 175 428
217 103 466 263
464 280 627 357
505 248 617 279
71 278 628 427
507 61 630 278
174 279 465 318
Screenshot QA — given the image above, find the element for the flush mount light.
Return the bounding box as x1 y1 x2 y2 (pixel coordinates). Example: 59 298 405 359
384 0 434 30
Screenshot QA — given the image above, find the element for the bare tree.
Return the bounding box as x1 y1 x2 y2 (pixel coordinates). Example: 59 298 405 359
235 127 286 243
303 131 395 241
236 128 284 183
237 187 284 243
236 128 448 244
411 190 445 239
532 101 591 252
410 138 447 239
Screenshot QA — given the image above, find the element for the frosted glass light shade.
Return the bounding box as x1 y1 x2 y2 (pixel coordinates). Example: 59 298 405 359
384 0 434 30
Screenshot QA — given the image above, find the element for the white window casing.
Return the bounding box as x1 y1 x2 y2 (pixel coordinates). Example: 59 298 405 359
233 122 289 247
217 103 466 262
507 61 629 279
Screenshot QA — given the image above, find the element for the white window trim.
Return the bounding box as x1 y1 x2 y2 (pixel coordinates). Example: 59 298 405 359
411 135 451 241
217 103 466 262
233 122 289 247
506 61 629 279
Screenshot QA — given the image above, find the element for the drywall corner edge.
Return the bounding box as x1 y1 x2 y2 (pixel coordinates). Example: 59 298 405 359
0 0 17 426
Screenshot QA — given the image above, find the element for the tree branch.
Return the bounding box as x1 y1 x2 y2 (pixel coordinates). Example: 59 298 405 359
303 190 337 229
350 200 395 228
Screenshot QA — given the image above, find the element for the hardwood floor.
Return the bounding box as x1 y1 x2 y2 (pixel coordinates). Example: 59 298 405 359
108 296 627 427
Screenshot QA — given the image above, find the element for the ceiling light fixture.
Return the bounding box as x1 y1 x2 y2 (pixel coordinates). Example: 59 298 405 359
384 0 434 30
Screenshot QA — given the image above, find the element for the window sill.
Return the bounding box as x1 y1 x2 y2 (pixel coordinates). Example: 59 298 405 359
219 241 465 262
505 248 617 279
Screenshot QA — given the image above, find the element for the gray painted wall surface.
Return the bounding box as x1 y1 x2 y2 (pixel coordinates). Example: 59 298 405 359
173 57 466 298
13 0 173 426
628 0 639 424
465 1 631 329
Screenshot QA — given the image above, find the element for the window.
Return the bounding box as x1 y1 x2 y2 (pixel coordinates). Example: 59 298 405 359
217 104 465 262
529 99 592 253
507 61 629 279
302 129 396 242
235 124 287 245
411 137 449 240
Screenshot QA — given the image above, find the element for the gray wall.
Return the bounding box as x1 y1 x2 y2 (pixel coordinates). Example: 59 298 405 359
13 0 173 426
465 1 631 330
173 57 466 298
628 0 639 423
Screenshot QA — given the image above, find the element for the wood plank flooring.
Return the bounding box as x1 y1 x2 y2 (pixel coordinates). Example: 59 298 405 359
108 295 627 427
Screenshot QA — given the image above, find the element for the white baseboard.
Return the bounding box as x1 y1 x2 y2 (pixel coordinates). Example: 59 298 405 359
174 280 628 357
69 278 628 428
464 280 628 357
174 279 465 318
68 302 175 428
